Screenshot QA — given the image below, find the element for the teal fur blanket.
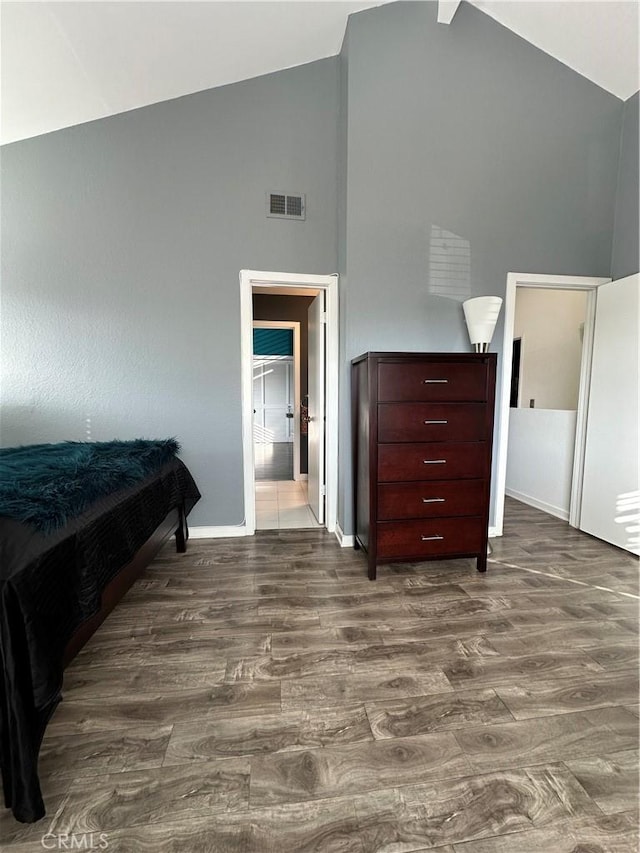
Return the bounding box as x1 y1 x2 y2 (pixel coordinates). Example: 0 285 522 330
0 438 180 532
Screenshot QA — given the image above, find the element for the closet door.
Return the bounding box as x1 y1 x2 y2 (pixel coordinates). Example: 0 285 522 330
580 274 639 554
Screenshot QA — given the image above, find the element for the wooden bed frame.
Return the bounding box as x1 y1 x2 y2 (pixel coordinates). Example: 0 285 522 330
62 506 186 667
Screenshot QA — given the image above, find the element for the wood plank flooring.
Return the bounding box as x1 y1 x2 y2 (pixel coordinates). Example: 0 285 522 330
2 497 638 852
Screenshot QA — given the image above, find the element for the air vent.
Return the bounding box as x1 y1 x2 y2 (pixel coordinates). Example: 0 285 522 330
267 191 306 220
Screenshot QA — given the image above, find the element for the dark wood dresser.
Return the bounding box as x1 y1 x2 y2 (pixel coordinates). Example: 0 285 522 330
351 352 497 579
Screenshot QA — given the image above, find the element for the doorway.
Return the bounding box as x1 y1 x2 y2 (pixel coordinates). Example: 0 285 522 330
494 272 610 536
505 288 590 520
253 320 300 482
240 270 339 536
253 352 295 482
252 312 315 530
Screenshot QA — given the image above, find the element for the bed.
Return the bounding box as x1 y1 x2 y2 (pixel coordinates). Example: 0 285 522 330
0 439 201 823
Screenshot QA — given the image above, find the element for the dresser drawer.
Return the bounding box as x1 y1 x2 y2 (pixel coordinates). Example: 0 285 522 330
352 352 496 579
378 442 487 481
378 479 485 520
378 403 487 443
377 517 484 559
378 362 487 402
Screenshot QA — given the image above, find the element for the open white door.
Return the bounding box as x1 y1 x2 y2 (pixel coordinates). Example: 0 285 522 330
580 274 639 554
307 293 325 524
253 357 294 444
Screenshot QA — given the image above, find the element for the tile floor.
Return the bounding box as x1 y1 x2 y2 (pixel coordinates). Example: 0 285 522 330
255 479 321 530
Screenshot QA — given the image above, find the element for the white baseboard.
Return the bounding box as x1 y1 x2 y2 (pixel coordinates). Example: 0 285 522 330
188 525 249 539
488 526 501 538
505 488 569 521
335 522 355 548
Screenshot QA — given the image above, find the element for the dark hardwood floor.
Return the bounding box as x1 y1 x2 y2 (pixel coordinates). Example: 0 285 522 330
3 498 638 851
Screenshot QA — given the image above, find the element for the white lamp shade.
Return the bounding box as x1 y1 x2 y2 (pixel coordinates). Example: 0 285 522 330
462 296 503 351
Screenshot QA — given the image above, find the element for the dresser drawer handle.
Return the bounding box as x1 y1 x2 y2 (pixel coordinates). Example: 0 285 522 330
423 419 448 425
423 459 447 464
421 534 444 541
423 379 448 384
422 497 445 503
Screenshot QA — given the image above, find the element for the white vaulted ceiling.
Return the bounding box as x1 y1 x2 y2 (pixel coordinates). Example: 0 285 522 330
473 0 639 102
1 1 639 145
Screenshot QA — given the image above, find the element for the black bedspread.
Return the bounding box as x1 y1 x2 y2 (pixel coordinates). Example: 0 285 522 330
0 458 200 823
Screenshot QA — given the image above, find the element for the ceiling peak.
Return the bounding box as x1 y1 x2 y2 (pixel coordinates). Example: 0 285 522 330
437 1 462 25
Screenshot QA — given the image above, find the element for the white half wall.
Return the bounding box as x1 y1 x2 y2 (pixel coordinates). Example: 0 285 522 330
506 408 577 520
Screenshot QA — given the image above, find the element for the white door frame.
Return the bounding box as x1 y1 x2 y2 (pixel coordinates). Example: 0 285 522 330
494 272 610 536
240 269 339 535
307 292 326 524
252 320 301 481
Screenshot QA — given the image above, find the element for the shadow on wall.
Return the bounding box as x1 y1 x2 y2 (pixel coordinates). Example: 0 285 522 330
0 407 165 447
1 406 91 446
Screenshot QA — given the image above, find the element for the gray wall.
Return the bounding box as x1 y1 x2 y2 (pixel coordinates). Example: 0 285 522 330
339 0 624 533
2 2 635 535
0 58 339 527
612 92 640 279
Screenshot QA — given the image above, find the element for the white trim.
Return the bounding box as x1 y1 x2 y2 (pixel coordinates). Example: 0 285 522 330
189 525 248 539
240 270 339 536
307 290 326 523
335 522 355 548
494 272 610 536
246 271 336 286
437 1 461 24
512 334 524 409
488 526 501 539
569 291 598 527
241 278 256 534
505 488 570 522
253 319 301 481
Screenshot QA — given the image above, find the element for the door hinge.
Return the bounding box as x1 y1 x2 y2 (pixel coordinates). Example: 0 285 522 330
321 485 326 497
321 312 327 324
